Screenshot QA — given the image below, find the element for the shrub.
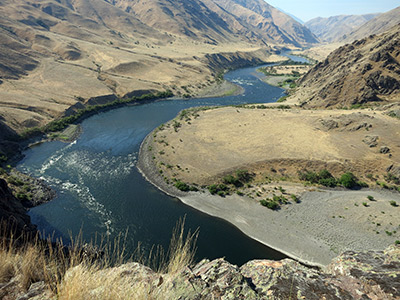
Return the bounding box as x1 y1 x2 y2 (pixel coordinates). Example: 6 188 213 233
319 177 337 187
207 184 228 195
298 170 319 183
235 170 252 183
208 184 218 195
367 195 375 201
362 202 368 207
395 240 400 245
339 172 358 189
385 173 400 185
174 181 190 192
291 194 300 203
260 199 279 210
389 200 398 207
8 176 24 186
223 175 241 187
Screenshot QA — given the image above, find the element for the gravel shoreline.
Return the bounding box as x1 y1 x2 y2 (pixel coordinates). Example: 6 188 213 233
138 129 400 267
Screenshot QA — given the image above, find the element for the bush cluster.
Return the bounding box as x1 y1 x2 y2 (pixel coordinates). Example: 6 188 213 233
208 184 229 196
174 180 198 192
298 169 367 189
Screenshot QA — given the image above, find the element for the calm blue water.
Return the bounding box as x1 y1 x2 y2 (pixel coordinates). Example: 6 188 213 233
18 54 307 266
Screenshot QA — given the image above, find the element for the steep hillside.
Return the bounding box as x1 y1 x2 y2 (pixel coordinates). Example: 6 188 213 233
1 0 295 135
0 0 320 136
108 0 319 47
289 24 400 108
342 6 400 42
305 14 380 43
211 0 318 47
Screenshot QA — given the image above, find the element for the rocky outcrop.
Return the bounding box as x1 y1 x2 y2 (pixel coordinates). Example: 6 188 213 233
77 244 400 299
202 49 272 73
0 171 55 237
290 23 400 108
0 178 36 237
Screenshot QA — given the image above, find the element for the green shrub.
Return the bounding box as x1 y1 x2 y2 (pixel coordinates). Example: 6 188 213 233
389 200 398 207
385 173 400 184
235 170 252 182
8 176 24 186
290 194 300 203
208 184 218 195
207 184 228 195
298 170 319 183
223 175 241 187
217 191 226 197
339 172 358 189
174 181 190 192
367 195 375 201
260 199 279 210
189 186 198 192
395 240 400 245
319 177 337 187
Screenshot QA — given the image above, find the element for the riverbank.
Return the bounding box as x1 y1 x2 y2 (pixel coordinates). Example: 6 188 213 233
137 105 400 267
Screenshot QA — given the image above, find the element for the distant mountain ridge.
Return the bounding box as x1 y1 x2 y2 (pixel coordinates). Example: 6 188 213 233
305 14 380 43
341 6 400 42
108 0 319 47
290 23 400 108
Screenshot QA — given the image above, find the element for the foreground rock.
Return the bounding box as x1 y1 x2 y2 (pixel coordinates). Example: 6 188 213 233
62 244 399 299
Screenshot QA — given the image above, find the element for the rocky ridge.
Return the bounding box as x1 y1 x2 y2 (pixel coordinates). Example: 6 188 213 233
124 246 400 299
290 23 400 108
4 244 398 299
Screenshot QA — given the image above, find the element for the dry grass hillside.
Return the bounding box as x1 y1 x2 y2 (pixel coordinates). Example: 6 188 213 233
0 0 318 135
305 14 380 43
149 106 400 186
211 0 318 47
289 24 400 108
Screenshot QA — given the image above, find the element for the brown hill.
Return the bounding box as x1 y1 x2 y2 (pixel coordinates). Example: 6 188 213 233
0 0 318 135
213 0 318 47
289 24 400 108
342 6 400 42
305 14 380 43
110 0 319 47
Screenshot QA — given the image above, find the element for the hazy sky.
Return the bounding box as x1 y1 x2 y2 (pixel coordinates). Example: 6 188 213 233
265 0 400 22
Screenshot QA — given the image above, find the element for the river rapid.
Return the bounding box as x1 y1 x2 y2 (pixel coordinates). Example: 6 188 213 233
18 54 307 266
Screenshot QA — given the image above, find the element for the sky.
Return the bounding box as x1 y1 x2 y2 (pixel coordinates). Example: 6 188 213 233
265 0 400 22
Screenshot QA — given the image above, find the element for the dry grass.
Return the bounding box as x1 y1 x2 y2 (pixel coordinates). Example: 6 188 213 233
0 219 197 299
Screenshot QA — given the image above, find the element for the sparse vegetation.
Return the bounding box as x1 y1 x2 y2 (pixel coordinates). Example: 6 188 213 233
21 90 173 139
298 170 368 189
0 219 197 299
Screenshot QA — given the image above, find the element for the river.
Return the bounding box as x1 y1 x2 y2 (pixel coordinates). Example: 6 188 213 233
18 54 307 266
